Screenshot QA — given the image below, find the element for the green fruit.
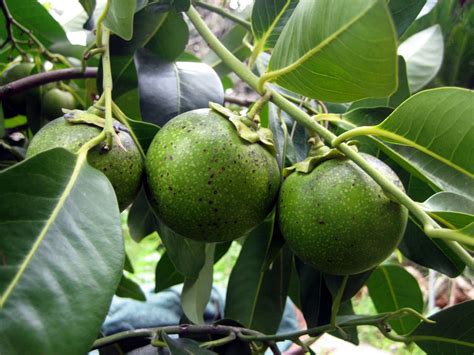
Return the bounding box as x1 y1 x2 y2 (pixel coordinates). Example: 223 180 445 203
27 117 143 210
1 63 35 117
146 109 280 243
41 88 76 120
278 154 408 275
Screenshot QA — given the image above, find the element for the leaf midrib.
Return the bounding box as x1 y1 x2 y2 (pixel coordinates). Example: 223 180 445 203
254 0 293 51
0 151 86 308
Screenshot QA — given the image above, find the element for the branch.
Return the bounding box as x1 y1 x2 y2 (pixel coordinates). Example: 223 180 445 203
0 67 98 99
224 94 254 106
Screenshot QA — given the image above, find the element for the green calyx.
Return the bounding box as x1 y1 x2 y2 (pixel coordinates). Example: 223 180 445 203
209 102 276 156
283 138 358 177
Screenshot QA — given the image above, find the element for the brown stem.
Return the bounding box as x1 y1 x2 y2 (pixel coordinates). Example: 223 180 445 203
224 94 253 106
0 67 98 99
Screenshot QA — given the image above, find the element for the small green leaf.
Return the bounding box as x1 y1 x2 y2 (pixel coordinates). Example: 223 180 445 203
104 0 137 40
398 25 444 92
128 186 159 242
181 244 215 325
324 269 373 303
367 264 424 335
155 252 184 293
0 149 124 353
265 0 398 102
411 300 474 354
116 274 146 301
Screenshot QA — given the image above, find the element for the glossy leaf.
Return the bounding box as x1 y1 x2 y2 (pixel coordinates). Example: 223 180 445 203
116 274 146 301
203 25 252 76
155 252 184 293
126 117 160 153
135 49 224 126
266 0 398 102
161 331 217 355
399 217 465 277
367 264 424 334
251 0 299 50
0 149 124 353
225 216 292 334
423 192 474 229
388 0 426 37
128 186 158 243
389 56 411 108
115 89 142 120
398 25 444 92
295 259 332 327
324 269 373 303
181 244 215 324
104 0 137 40
411 300 474 354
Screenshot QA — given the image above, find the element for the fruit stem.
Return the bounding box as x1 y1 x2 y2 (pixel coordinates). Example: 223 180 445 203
330 275 349 328
95 0 112 48
111 102 146 160
100 28 115 149
247 90 272 121
186 5 473 270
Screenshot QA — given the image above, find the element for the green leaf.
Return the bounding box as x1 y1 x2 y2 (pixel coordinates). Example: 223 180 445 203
0 149 124 353
79 0 96 18
224 216 292 334
367 264 424 335
115 89 142 120
116 274 146 301
330 301 359 345
423 192 474 229
181 244 215 325
398 25 444 92
388 0 426 37
161 331 217 354
411 300 474 354
265 0 398 102
399 217 465 277
251 0 299 50
341 88 474 180
126 117 160 153
0 104 4 138
104 0 137 40
155 251 184 293
135 49 224 126
389 56 411 108
128 186 158 242
324 269 373 303
203 25 252 76
146 10 189 61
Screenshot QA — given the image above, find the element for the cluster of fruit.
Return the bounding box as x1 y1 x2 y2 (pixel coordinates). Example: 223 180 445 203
26 105 408 276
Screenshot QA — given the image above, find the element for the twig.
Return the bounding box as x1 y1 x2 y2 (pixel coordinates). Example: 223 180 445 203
224 94 253 106
0 67 98 99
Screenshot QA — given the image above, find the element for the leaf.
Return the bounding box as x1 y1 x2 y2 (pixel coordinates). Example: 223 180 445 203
161 331 217 355
251 0 299 50
324 269 374 303
330 301 359 345
116 274 146 301
224 216 292 334
265 0 398 102
389 56 411 108
155 252 184 293
135 49 224 126
115 89 142 120
0 149 124 354
367 264 424 335
203 25 252 77
295 259 332 327
181 244 215 325
104 0 137 40
411 300 474 354
388 0 427 37
398 25 444 92
128 186 158 242
126 117 160 153
268 103 289 170
423 192 474 229
399 217 465 277
145 10 189 61
79 0 96 18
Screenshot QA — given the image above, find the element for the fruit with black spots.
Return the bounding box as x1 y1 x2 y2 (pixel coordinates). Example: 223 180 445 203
278 154 408 275
26 117 143 210
145 109 280 243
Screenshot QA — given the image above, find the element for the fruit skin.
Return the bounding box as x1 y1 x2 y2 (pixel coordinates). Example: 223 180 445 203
26 117 143 211
146 109 280 243
278 154 408 275
0 63 35 117
41 88 76 120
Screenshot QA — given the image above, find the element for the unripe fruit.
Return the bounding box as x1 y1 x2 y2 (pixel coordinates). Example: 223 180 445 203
41 88 76 120
27 117 143 210
1 63 35 117
146 109 280 243
278 154 408 275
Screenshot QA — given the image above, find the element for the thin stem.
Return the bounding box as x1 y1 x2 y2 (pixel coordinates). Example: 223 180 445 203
194 1 252 31
95 0 112 47
331 275 349 328
247 91 272 120
78 131 106 155
112 102 146 159
0 1 27 58
0 67 98 99
100 28 114 148
199 332 236 348
185 5 473 269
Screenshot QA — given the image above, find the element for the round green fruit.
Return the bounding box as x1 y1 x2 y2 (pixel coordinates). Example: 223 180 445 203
146 109 280 243
278 154 408 275
27 117 143 210
0 63 35 117
41 88 76 120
